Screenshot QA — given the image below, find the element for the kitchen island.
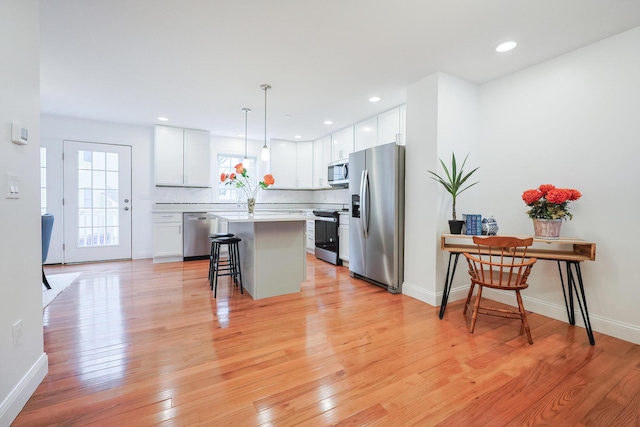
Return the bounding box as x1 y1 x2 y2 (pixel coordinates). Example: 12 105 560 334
209 212 311 299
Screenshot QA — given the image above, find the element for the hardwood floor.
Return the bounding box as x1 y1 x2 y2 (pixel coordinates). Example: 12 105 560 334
15 256 640 426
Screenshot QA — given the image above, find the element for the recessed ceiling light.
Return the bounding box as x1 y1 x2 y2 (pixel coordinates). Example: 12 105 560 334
294 135 302 139
324 120 333 125
495 41 517 53
158 116 169 121
364 127 372 132
369 96 381 103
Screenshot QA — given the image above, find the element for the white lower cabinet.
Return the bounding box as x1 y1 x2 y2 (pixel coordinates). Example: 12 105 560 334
338 213 349 264
306 219 315 253
153 213 183 262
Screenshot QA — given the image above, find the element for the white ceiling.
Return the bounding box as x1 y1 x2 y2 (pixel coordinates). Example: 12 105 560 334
40 0 640 142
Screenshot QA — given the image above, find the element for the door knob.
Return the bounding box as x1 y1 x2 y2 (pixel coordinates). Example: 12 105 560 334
124 199 129 203
124 206 130 211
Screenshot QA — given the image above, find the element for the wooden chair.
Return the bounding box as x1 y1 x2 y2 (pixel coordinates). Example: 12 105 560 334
463 236 537 344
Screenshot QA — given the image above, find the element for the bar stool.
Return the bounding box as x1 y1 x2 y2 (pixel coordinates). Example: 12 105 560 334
210 236 243 298
208 233 234 282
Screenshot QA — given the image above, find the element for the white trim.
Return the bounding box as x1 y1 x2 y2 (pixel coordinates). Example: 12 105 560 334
402 280 439 306
426 285 640 345
0 353 48 427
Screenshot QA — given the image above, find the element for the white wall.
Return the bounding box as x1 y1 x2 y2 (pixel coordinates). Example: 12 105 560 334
41 115 155 259
404 26 640 344
403 73 480 304
402 74 440 303
0 2 48 426
477 26 640 343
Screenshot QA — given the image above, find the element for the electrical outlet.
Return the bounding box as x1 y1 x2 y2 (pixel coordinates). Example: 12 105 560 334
12 320 23 348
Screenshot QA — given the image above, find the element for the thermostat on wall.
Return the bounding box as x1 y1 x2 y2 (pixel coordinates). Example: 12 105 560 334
11 123 28 145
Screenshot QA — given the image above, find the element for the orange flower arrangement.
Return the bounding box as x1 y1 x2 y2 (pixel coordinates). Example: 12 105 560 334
522 184 581 220
220 163 275 200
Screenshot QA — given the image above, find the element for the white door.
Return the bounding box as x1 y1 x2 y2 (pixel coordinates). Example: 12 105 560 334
63 141 132 263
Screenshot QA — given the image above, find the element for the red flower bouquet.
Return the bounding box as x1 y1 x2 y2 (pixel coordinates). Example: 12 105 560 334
522 184 581 220
221 163 275 200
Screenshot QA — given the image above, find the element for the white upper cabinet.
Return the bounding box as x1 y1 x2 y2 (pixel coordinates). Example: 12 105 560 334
377 107 401 145
183 129 211 187
331 126 354 162
270 139 297 188
313 136 331 188
296 141 313 188
270 139 315 189
355 118 378 152
154 126 184 185
154 125 211 187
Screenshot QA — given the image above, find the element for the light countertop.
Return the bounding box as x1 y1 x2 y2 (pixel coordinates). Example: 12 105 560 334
209 211 314 223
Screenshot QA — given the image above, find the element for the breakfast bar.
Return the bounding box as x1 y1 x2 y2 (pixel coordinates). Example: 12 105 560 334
209 212 311 299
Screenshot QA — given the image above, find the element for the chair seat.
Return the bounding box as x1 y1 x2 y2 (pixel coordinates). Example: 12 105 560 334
209 233 234 239
470 269 530 290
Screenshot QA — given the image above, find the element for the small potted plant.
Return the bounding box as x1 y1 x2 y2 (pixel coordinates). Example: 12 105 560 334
522 184 581 239
428 152 479 234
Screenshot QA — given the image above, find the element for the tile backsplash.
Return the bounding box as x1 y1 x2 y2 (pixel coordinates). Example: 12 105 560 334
154 186 350 209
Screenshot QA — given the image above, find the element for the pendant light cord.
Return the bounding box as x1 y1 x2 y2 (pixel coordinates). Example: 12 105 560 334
242 108 250 160
260 84 271 159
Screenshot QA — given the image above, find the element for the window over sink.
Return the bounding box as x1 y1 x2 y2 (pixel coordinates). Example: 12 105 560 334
217 154 258 202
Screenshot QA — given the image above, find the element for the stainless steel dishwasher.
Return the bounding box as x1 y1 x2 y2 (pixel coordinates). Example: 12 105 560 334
183 212 214 261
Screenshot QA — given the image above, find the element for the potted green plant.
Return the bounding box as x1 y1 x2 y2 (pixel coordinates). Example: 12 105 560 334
428 152 479 234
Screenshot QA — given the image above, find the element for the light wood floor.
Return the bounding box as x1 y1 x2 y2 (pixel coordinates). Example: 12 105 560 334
14 256 640 426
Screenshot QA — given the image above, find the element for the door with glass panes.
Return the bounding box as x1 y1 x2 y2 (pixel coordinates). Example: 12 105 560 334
63 141 132 263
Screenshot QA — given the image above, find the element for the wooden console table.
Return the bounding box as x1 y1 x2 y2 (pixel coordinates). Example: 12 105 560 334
439 234 597 345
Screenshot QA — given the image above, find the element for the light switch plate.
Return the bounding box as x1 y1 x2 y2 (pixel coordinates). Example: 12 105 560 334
5 173 20 199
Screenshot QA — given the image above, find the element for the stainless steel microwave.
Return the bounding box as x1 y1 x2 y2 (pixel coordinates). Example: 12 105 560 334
328 160 349 188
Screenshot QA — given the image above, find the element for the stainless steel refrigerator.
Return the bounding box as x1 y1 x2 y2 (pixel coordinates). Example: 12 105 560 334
349 142 405 293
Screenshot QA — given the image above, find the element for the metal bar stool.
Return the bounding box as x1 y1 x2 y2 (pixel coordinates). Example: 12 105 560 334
208 233 234 282
211 236 243 298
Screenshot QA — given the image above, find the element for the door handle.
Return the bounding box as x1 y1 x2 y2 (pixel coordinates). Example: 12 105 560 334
124 199 129 203
124 206 130 211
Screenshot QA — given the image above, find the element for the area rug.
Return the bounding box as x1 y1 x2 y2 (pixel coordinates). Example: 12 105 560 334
42 272 81 308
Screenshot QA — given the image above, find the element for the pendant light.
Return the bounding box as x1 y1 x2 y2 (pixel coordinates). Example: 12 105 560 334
242 107 250 165
260 84 271 161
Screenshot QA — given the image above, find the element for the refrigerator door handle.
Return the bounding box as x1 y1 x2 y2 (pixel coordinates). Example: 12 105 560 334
361 169 369 238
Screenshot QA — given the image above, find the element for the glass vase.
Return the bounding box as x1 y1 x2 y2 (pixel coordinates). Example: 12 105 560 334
247 198 256 214
533 219 562 239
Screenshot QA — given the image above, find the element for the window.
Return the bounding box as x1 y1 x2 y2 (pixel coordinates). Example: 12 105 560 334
76 150 120 247
40 146 47 214
218 154 257 202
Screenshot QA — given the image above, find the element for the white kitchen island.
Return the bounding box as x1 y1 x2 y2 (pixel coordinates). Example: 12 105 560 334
209 212 311 300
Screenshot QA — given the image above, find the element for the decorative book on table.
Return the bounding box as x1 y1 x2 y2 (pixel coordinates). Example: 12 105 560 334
463 214 482 235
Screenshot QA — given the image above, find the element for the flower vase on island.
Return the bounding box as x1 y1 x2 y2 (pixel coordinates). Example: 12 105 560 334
221 163 275 215
522 184 581 239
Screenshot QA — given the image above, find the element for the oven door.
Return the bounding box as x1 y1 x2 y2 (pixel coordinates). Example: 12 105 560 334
314 217 340 265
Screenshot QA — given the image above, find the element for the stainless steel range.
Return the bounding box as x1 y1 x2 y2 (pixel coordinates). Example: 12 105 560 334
312 210 341 265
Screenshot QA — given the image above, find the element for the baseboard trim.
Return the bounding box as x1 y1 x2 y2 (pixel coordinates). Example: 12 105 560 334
402 281 438 306
423 284 640 345
0 353 48 427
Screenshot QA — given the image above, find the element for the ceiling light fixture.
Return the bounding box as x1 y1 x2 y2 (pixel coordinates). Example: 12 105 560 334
242 107 251 165
260 84 271 162
495 41 517 53
294 135 302 139
158 116 168 121
369 96 381 103
324 120 333 125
